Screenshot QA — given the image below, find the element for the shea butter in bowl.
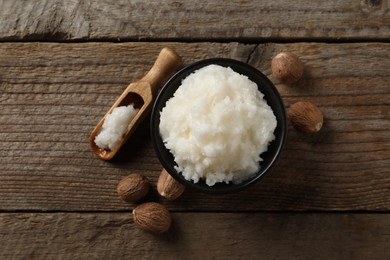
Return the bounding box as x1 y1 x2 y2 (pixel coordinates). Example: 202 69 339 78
151 58 287 194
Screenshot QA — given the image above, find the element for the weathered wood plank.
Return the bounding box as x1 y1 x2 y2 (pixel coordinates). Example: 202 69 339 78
0 42 389 211
1 212 390 259
0 0 389 41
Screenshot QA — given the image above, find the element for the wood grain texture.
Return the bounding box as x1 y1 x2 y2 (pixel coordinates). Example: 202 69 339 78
0 0 389 41
1 212 390 259
0 42 389 211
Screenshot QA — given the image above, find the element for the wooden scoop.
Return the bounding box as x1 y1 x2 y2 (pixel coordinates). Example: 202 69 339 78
89 47 183 160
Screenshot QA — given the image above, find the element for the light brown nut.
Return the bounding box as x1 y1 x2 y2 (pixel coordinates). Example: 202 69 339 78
271 52 304 84
288 101 324 134
133 202 172 234
117 173 150 203
157 169 185 201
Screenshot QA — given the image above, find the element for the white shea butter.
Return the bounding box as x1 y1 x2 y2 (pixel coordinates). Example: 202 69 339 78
159 65 277 186
95 104 139 150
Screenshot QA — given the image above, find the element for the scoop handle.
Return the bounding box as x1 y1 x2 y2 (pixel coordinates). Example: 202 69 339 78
140 47 183 95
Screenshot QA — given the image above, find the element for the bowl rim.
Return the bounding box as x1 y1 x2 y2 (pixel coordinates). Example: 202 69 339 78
151 58 287 194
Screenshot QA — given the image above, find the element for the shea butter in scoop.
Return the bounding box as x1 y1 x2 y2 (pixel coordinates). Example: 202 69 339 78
159 64 277 186
95 104 139 150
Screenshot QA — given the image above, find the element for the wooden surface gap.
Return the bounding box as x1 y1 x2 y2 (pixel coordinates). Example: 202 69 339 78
1 37 390 44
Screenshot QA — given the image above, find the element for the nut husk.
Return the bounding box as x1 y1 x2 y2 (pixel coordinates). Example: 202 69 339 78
271 52 304 84
157 169 185 201
288 101 324 133
133 202 172 234
117 173 150 203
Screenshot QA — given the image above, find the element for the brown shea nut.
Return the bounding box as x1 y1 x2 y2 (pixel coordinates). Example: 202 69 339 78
157 169 185 201
271 52 304 84
133 202 172 234
288 101 324 134
117 173 150 203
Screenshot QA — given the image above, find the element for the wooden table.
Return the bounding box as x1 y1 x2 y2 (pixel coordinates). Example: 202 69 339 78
1 1 389 259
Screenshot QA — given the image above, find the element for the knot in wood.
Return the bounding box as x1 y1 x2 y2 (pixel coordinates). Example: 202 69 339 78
360 0 383 14
365 0 382 7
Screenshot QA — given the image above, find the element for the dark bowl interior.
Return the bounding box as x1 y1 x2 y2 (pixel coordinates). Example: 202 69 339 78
151 58 287 194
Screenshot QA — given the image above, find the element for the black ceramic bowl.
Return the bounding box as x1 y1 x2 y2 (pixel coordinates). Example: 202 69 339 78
151 58 287 194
